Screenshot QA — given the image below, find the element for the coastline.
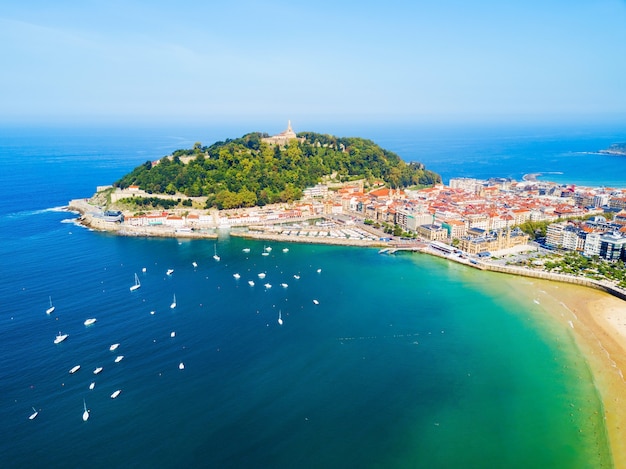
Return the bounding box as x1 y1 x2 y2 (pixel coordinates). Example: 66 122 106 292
67 198 626 464
502 278 626 468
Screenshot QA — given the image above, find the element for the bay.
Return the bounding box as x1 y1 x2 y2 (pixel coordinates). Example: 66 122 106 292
0 122 620 468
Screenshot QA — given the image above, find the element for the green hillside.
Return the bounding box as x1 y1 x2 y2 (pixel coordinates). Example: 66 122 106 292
115 131 441 209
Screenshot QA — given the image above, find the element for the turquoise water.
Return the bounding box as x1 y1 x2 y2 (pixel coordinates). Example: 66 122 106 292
0 124 619 467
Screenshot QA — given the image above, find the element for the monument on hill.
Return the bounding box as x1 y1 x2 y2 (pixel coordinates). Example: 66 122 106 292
262 121 305 146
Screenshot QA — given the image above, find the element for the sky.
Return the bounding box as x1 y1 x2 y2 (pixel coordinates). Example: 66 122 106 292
2 0 626 127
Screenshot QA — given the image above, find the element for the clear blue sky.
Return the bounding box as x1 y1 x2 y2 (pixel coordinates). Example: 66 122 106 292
2 0 626 126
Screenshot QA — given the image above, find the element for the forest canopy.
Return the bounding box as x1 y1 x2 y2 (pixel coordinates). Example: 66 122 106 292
115 132 441 209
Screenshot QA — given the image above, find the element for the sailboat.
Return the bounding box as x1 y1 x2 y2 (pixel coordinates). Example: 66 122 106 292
82 399 89 421
170 294 177 309
278 310 283 325
29 407 38 420
54 332 68 344
129 273 141 291
46 296 55 314
213 244 220 261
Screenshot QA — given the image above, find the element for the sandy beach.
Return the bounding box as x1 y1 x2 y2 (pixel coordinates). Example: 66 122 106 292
502 277 626 468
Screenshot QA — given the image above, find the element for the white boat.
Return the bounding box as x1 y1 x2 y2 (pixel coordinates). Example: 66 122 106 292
192 261 198 268
130 273 141 291
265 246 272 252
46 296 55 314
281 283 288 288
82 399 89 421
69 365 81 374
262 251 269 256
54 332 68 344
84 318 97 326
142 267 147 273
278 310 283 325
293 275 300 280
170 294 177 309
213 245 220 261
166 269 174 276
313 299 319 305
317 268 322 273
233 273 241 279
110 390 121 399
248 280 255 286
258 273 266 279
29 407 38 420
89 382 95 390
264 283 272 289
93 367 103 375
179 362 185 370
114 355 124 363
170 331 176 338
282 248 289 253
109 343 120 351
242 248 251 253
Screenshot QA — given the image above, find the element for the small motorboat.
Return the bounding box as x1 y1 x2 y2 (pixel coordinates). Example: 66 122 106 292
114 355 124 363
84 318 97 326
109 343 120 351
110 390 121 399
69 365 81 374
93 367 103 375
54 332 68 344
29 407 39 420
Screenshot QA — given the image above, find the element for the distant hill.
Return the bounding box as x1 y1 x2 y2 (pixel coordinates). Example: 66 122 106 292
599 143 626 156
115 131 441 209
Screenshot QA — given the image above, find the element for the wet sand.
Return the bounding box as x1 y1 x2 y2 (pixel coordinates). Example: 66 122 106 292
504 277 626 468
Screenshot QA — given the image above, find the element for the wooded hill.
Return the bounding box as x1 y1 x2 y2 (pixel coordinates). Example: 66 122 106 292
115 132 441 209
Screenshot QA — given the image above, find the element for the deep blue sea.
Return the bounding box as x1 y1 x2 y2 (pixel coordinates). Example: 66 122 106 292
1 122 625 468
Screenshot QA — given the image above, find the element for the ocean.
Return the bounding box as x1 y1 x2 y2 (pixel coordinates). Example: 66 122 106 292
1 122 625 468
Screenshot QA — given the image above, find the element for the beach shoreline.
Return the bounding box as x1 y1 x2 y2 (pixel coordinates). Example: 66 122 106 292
500 277 626 468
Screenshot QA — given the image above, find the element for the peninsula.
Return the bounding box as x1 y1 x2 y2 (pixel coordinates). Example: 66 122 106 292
599 143 626 156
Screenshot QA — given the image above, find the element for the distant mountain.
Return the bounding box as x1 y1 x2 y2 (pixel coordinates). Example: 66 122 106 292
115 131 441 210
599 143 626 156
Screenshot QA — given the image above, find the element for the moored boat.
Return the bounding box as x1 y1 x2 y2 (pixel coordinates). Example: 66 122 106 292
54 332 68 344
82 399 89 421
46 296 55 315
130 273 141 291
